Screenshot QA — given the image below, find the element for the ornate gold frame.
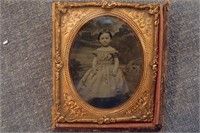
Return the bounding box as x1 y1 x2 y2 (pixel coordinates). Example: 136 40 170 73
52 0 169 131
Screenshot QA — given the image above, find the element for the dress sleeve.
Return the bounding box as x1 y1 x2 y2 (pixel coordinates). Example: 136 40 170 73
111 49 119 58
92 50 97 56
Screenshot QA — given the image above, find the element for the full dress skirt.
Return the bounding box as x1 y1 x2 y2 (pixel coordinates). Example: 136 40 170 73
77 64 129 101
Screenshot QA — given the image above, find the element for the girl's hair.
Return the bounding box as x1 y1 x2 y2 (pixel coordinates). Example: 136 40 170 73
98 31 113 40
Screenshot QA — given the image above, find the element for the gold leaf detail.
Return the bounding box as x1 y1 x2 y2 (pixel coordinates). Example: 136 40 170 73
94 116 117 124
128 11 152 37
151 48 158 81
54 101 65 123
149 6 160 26
63 9 89 36
54 4 63 82
149 5 159 14
54 94 87 123
63 93 87 117
125 91 154 122
97 1 120 9
55 52 63 71
56 2 68 14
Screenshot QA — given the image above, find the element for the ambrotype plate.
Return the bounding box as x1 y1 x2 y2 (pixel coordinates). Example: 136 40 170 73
52 0 169 131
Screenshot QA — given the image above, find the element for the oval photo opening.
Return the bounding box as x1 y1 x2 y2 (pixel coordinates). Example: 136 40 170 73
69 16 143 109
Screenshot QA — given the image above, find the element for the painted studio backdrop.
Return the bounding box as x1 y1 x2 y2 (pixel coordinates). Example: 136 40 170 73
69 16 143 109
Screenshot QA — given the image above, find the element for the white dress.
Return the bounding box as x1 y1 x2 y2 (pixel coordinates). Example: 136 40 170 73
77 46 130 101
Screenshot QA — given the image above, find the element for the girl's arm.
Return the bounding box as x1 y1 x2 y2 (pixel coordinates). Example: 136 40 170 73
92 57 97 70
113 57 119 76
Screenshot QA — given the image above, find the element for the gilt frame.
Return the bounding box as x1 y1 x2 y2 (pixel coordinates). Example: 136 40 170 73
52 0 169 131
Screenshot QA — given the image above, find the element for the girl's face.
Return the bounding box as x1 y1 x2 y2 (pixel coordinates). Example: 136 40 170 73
99 33 111 46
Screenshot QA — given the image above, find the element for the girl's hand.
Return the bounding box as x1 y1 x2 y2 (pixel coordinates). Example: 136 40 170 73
113 58 119 77
92 66 98 74
111 70 117 77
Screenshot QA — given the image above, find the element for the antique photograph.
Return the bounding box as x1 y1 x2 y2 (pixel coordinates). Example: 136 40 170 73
52 1 170 130
69 16 143 109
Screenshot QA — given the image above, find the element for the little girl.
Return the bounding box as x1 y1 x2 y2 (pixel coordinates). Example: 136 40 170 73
77 31 130 108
